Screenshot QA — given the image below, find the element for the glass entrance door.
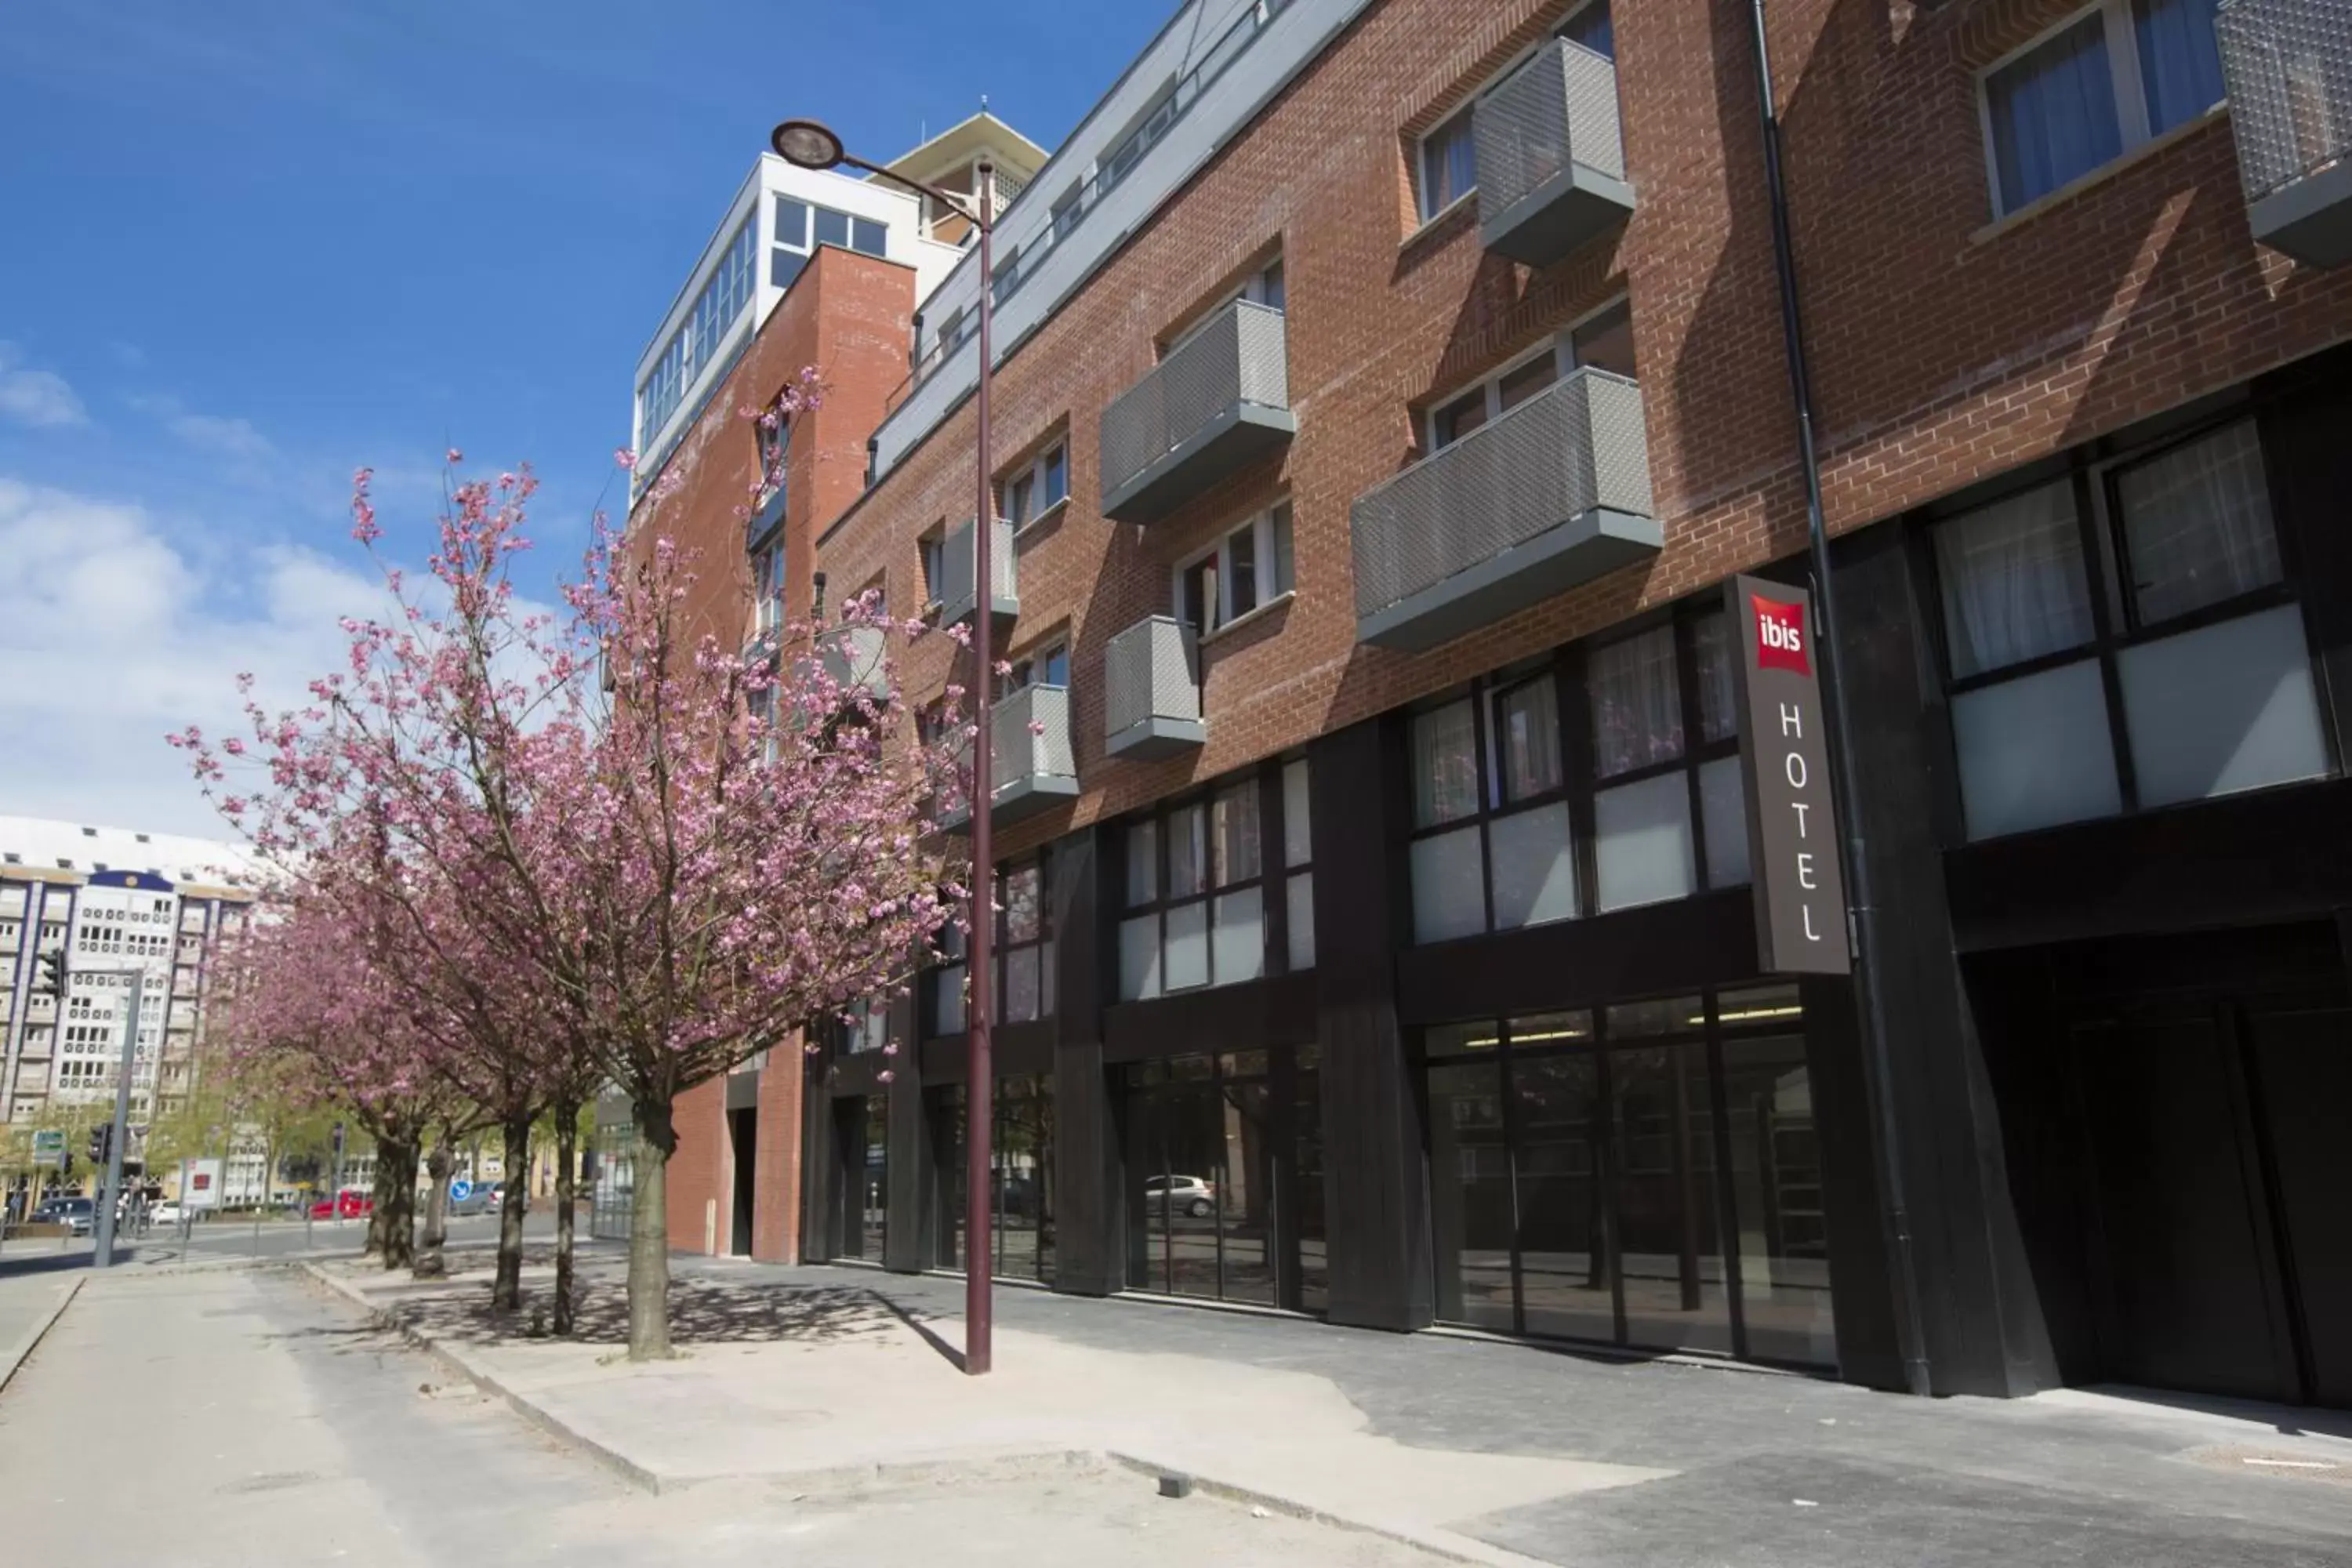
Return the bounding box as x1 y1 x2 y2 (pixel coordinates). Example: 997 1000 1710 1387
1121 1050 1293 1307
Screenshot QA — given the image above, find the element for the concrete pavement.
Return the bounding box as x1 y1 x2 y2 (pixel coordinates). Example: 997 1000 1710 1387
0 1263 1456 1566
314 1247 2352 1567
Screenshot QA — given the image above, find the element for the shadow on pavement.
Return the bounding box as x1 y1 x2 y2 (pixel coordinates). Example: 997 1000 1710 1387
383 1272 912 1352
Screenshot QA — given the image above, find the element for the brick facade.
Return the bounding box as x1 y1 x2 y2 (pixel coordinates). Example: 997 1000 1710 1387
815 0 2352 869
628 245 918 1261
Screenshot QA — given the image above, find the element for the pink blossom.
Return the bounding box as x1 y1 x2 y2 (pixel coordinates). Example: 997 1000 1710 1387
614 448 637 472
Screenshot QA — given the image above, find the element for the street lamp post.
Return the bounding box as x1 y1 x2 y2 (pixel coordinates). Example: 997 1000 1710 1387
773 117 999 1376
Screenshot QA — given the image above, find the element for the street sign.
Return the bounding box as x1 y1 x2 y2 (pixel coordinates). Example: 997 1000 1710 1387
187 1158 223 1209
31 1129 64 1167
449 1178 474 1203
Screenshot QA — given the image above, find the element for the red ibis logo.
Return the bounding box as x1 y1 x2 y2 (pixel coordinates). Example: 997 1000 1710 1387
1752 594 1809 675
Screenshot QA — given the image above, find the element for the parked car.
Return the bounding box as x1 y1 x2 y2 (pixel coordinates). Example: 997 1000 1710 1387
308 1189 373 1220
1145 1174 1216 1219
32 1196 96 1236
482 1181 514 1214
446 1181 494 1218
151 1199 190 1227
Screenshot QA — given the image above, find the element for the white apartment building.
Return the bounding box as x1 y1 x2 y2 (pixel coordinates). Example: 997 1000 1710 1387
629 112 1047 499
0 817 254 1138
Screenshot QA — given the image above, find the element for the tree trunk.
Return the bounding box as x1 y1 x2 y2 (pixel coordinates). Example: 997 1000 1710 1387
492 1111 530 1312
626 1094 676 1360
413 1139 452 1278
553 1096 579 1336
374 1136 418 1270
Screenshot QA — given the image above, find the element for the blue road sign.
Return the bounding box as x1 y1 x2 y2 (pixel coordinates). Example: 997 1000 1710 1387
448 1178 474 1202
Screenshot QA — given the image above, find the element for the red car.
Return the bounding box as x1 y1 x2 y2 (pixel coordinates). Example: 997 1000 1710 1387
308 1189 373 1220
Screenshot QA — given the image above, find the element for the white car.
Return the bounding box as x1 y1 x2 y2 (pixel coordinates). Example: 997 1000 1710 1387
1145 1174 1216 1219
152 1200 199 1227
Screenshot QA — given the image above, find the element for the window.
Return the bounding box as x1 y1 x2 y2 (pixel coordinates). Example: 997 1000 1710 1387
1175 502 1294 636
1007 639 1070 691
1427 299 1635 453
1168 257 1288 358
1419 105 1477 220
771 194 887 292
1120 761 1309 1000
1933 419 2327 840
1560 0 1614 57
995 857 1054 1024
1980 0 2225 216
751 539 786 637
753 400 788 514
997 439 1069 531
637 214 758 452
1407 609 1747 945
919 526 948 609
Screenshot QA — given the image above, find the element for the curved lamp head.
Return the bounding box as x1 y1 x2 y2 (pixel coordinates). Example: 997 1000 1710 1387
771 118 846 170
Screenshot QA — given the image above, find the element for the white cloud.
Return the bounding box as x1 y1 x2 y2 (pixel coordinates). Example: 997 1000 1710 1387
0 343 88 430
0 475 388 837
163 410 276 462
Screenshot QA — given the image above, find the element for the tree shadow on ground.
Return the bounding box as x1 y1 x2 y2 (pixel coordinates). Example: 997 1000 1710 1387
390 1276 907 1350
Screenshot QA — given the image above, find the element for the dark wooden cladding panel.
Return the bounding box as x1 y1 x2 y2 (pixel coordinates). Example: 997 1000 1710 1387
1309 717 1432 1332
1394 889 1758 1025
1052 829 1122 1296
1102 971 1317 1062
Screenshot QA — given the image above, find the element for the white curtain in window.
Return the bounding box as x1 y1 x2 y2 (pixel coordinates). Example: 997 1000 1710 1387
1412 701 1481 826
936 964 967 1037
2116 422 2281 624
1590 626 1684 775
1127 821 1158 906
1494 676 1563 803
1169 804 1208 899
1692 612 1737 743
1986 16 2122 212
1936 481 2096 677
1214 782 1261 886
1004 949 1040 1024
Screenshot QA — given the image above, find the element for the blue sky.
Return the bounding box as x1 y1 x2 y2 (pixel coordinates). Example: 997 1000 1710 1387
0 0 1163 837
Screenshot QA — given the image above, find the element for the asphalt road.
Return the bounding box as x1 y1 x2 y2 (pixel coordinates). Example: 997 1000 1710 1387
0 1263 1445 1566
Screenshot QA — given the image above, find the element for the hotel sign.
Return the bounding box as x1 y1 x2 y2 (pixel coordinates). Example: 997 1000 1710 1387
1726 575 1851 975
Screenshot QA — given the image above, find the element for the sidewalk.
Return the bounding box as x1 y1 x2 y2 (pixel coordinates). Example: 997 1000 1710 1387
309 1248 2352 1568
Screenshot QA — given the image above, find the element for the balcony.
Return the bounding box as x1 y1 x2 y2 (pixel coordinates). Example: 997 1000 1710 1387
1475 38 1633 267
2219 0 2352 267
937 516 1019 637
1351 368 1658 652
1099 301 1295 524
815 625 889 703
1104 615 1206 760
940 684 1079 833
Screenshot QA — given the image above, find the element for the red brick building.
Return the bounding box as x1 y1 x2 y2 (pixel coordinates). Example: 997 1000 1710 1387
633 0 2352 1408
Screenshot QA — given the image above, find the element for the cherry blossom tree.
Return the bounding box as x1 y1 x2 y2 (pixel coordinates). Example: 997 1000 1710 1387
178 419 966 1356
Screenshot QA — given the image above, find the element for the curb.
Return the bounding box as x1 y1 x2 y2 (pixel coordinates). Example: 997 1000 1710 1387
296 1262 1552 1568
0 1275 84 1397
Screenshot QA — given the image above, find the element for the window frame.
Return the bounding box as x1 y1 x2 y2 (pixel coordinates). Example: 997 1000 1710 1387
1974 0 2224 219
1413 2 1617 225
917 524 949 611
1923 412 2331 829
1423 295 1633 455
993 854 1054 1025
1405 599 1746 946
1173 500 1295 637
1166 256 1287 359
996 437 1071 533
1118 759 1305 1000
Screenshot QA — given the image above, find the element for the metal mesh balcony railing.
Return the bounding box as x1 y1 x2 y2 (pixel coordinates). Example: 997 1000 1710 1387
1350 368 1658 649
2220 0 2350 199
1099 300 1294 521
815 625 888 701
1475 38 1631 263
942 683 1078 830
936 516 1019 630
1104 615 1205 759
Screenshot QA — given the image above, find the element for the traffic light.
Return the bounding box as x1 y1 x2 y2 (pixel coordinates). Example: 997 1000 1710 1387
36 949 68 1000
87 1124 112 1166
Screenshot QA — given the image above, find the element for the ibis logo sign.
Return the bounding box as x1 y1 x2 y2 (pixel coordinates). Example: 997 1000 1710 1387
1751 594 1810 675
1727 576 1850 976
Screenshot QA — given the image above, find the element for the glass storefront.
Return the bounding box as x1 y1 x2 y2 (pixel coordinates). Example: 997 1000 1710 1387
1121 1047 1323 1308
927 1073 1057 1283
833 1093 887 1262
1424 985 1833 1367
589 1100 635 1243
